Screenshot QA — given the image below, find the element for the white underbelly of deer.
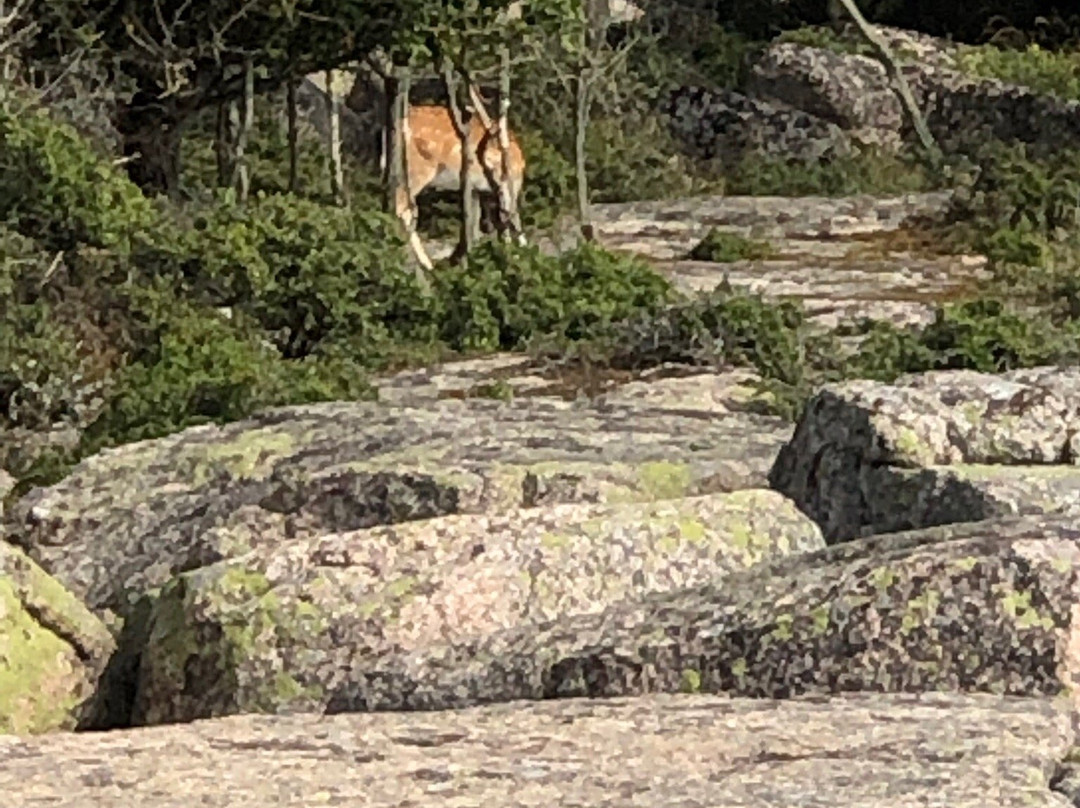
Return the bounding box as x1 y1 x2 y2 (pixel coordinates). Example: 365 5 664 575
426 157 499 194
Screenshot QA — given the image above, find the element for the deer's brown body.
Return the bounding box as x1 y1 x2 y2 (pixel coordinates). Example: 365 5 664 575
392 104 527 270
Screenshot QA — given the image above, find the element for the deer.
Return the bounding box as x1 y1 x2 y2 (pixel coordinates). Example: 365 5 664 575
392 81 527 270
338 54 526 271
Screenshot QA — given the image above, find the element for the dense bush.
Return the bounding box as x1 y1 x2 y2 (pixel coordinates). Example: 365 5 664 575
136 192 436 359
947 143 1080 268
688 229 777 262
722 148 938 197
0 88 158 253
433 240 675 352
955 42 1080 99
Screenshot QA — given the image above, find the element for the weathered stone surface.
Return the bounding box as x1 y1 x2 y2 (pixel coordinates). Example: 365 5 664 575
589 190 956 245
909 62 1080 157
3 392 791 616
772 367 1080 541
0 470 13 517
740 30 1080 158
657 252 989 331
665 85 854 165
0 541 115 734
131 489 823 725
0 693 1071 807
747 42 905 150
325 515 1080 712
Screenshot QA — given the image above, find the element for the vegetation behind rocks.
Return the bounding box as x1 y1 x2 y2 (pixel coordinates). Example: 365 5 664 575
4 6 1080 501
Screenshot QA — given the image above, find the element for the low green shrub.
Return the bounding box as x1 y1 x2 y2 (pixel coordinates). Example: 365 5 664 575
0 88 158 252
955 43 1080 101
775 25 877 58
581 281 1080 419
433 240 675 352
688 229 777 262
80 290 376 450
590 285 842 417
721 148 937 197
136 192 437 359
953 143 1080 262
584 115 707 203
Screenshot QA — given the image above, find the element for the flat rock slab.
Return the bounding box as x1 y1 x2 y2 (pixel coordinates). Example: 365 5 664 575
375 358 768 410
4 390 792 615
0 542 115 734
589 191 956 241
131 489 823 725
772 366 1080 541
328 514 1080 713
0 692 1072 807
657 253 989 330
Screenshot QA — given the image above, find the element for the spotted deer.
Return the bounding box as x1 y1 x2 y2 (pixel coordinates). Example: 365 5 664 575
391 82 527 270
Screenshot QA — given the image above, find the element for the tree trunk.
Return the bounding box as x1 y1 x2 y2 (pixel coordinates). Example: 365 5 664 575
834 0 940 160
386 67 409 215
231 58 254 203
119 101 184 198
573 70 594 243
326 68 346 206
286 76 299 194
386 64 432 291
215 100 234 187
443 61 481 263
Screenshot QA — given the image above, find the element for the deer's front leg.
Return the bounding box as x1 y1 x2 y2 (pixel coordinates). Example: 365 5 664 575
394 185 434 271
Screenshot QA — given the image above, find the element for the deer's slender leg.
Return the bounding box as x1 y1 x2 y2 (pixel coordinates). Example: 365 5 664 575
499 173 526 246
394 183 434 271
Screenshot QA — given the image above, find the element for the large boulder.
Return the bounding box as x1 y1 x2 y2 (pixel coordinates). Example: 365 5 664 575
910 65 1080 157
664 86 854 165
131 489 823 725
743 32 1080 159
771 366 1080 541
0 541 115 734
0 692 1071 807
3 383 791 619
325 513 1080 712
746 41 905 151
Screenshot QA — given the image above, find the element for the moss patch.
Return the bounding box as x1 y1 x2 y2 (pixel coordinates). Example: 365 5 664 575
191 428 297 486
0 579 86 733
637 461 693 501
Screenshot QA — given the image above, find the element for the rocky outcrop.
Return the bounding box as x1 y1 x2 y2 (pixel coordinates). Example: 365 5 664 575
0 692 1071 807
671 27 1080 165
131 490 823 725
0 542 115 734
324 513 1080 712
3 389 791 618
665 86 854 165
771 366 1080 541
746 41 905 151
910 65 1080 156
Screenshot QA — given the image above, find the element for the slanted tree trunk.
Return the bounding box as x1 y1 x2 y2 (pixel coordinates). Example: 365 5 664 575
386 63 432 292
442 60 481 263
834 0 940 160
326 68 346 205
286 76 299 194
